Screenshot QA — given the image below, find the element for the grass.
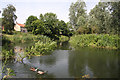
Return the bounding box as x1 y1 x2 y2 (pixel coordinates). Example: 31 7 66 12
3 32 36 43
69 34 120 49
2 32 52 43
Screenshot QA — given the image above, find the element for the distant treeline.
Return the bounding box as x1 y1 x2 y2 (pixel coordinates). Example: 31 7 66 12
69 1 120 35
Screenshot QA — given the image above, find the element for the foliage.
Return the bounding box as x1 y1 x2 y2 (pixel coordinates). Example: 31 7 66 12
31 19 45 35
2 4 17 34
26 13 71 40
69 34 120 49
3 68 15 79
41 13 60 40
2 32 43 43
2 48 15 79
3 33 34 43
25 37 57 56
89 2 111 34
2 49 14 60
69 1 119 35
69 0 87 31
59 35 69 42
25 15 38 32
109 2 120 34
58 20 71 36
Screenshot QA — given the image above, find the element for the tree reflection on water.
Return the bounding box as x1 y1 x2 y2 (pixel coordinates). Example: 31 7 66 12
68 47 119 78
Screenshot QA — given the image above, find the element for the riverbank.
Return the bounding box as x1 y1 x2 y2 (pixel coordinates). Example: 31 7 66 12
2 32 45 43
2 32 57 60
69 34 120 49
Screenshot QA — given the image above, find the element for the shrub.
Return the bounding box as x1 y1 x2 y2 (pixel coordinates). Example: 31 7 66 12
59 35 69 42
25 36 57 56
69 34 120 49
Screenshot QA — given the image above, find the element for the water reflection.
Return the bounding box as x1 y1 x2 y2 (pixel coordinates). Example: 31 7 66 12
68 47 119 78
14 46 25 62
2 42 120 78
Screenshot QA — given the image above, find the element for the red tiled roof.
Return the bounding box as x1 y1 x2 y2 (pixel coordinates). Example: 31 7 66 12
17 23 25 27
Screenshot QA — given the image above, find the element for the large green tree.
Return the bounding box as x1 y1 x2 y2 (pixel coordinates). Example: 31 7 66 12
43 13 60 39
109 1 120 34
89 2 111 34
58 20 70 36
26 13 71 40
25 15 38 32
2 4 17 34
31 19 46 35
69 0 87 31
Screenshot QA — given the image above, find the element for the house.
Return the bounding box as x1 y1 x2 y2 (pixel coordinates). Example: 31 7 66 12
2 26 4 31
14 22 27 32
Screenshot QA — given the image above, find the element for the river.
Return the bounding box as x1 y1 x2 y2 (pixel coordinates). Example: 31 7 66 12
1 41 120 78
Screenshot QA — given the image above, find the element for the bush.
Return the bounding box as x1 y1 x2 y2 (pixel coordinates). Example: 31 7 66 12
59 35 69 42
69 34 120 49
2 49 14 60
25 36 57 56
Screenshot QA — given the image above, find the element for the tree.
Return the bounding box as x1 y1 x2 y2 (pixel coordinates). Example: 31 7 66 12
69 0 87 31
89 2 111 34
0 18 2 32
43 13 59 39
25 15 38 32
31 20 45 35
109 1 120 34
2 4 17 34
58 20 70 36
88 14 99 34
39 14 44 22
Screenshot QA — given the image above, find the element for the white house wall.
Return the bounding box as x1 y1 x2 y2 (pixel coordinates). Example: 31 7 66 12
14 24 21 31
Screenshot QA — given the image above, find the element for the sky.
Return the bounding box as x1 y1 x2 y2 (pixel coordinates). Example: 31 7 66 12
0 0 100 24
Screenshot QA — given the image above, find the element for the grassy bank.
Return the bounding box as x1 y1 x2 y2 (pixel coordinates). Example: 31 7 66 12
69 34 120 49
2 32 42 43
2 32 57 58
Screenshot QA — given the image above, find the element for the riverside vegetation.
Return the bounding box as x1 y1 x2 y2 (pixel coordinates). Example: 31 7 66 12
2 32 58 60
69 34 120 49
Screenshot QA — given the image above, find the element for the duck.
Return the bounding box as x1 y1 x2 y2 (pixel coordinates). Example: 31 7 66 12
30 67 36 71
30 67 47 74
37 70 47 74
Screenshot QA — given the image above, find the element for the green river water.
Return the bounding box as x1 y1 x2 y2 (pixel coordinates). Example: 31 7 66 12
1 41 120 78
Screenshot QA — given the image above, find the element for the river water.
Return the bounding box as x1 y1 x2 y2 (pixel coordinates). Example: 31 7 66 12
2 42 120 78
